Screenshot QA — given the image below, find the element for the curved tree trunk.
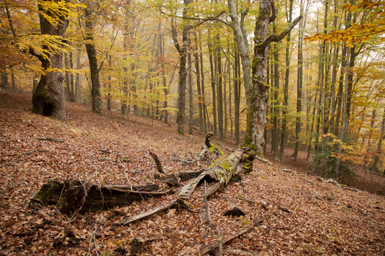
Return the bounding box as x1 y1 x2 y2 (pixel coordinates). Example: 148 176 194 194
32 0 69 121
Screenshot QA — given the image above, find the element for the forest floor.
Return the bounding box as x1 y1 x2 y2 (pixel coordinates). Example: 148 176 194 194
0 89 385 255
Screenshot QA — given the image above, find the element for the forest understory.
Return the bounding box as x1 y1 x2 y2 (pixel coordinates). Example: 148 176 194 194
0 90 384 255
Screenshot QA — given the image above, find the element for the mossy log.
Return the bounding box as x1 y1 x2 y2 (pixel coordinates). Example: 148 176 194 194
179 147 254 200
30 180 169 216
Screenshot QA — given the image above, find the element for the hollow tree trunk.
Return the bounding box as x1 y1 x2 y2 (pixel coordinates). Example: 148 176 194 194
32 0 69 121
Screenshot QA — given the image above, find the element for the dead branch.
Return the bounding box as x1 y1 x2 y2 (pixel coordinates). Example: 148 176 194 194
35 137 65 143
115 199 191 226
255 155 269 163
18 150 35 157
199 218 264 255
149 151 164 174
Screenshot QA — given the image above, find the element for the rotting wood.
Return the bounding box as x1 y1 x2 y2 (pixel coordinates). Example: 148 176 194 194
154 169 205 186
198 218 264 255
179 148 254 200
35 137 65 143
115 199 191 226
29 180 169 216
129 234 162 256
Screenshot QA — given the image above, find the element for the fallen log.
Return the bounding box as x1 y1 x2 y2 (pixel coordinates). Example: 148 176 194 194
29 180 170 215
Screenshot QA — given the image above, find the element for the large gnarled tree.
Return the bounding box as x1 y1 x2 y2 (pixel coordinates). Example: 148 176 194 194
32 0 71 121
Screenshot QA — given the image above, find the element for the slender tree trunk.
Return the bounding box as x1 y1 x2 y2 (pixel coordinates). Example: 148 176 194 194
0 72 7 88
294 0 304 161
75 48 81 103
11 73 16 90
194 35 203 133
335 45 351 180
84 7 101 114
188 43 193 135
234 48 240 145
208 30 217 135
199 31 207 133
215 33 224 139
272 22 280 159
370 109 385 173
279 0 293 162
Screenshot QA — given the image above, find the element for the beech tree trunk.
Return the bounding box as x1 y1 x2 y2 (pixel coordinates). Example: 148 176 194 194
84 6 101 114
32 0 69 121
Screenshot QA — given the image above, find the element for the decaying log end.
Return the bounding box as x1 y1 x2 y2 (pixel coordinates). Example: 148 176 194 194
29 180 169 216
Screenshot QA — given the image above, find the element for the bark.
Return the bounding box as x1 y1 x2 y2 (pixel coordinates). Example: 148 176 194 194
32 0 69 121
234 48 240 145
84 7 101 114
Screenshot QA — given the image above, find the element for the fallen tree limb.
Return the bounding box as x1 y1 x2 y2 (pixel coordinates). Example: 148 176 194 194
29 180 169 215
198 218 264 255
115 199 191 226
35 137 64 143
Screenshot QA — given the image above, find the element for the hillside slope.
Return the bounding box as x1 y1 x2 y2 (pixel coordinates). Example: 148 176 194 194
0 90 384 255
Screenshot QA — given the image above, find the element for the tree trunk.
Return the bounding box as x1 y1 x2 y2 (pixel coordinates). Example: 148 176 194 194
188 43 193 135
199 31 207 134
194 35 203 133
75 48 81 103
279 0 293 162
172 0 192 135
208 30 217 135
84 7 101 114
1 72 8 88
370 108 385 173
215 33 224 139
272 21 280 159
32 0 69 121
